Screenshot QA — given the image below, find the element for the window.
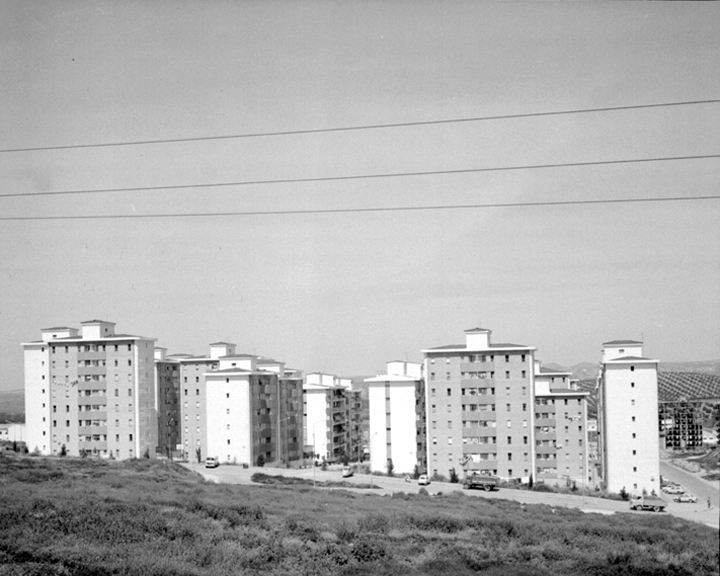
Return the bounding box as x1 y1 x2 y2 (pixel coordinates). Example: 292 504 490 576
196 389 200 396
128 389 132 397
430 373 435 380
631 382 635 388
522 403 527 411
631 399 635 405
128 359 132 366
505 355 510 362
127 345 132 352
632 433 636 439
506 421 511 428
630 366 635 372
521 370 526 378
631 416 636 422
632 450 636 455
129 434 133 441
446 388 451 396
506 403 511 412
633 467 637 472
227 439 231 445
507 436 512 444
505 371 510 379
508 454 512 461
446 373 451 380
447 421 452 429
431 388 435 395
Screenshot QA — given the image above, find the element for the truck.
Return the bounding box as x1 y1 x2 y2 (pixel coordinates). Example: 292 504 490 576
629 495 667 512
462 473 499 492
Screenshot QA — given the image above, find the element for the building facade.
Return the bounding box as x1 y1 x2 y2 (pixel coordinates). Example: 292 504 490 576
204 354 303 466
154 347 181 458
303 373 359 463
22 320 157 459
365 361 426 475
533 362 589 486
596 340 660 496
423 327 536 481
658 400 704 449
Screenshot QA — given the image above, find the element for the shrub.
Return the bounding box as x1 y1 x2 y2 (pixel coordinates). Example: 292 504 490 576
413 464 421 480
449 467 459 483
386 459 394 477
257 454 265 467
619 486 629 501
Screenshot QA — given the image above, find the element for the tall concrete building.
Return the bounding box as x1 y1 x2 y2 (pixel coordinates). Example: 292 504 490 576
422 327 536 481
154 347 181 458
597 340 660 496
364 361 426 475
204 354 303 466
533 362 589 486
22 320 157 459
303 373 359 463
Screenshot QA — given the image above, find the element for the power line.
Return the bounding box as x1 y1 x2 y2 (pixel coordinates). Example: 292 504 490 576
1 195 718 222
1 154 718 199
1 99 718 154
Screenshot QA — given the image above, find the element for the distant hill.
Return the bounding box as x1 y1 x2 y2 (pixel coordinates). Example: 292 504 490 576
577 370 720 420
657 372 720 402
544 360 720 382
658 361 720 375
0 389 24 416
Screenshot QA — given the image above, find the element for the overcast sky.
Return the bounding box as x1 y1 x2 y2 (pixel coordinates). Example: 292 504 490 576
1 1 718 391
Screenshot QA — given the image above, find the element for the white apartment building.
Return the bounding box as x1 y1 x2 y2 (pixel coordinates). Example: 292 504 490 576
423 327 537 481
597 340 660 496
364 361 426 475
22 320 156 459
303 373 356 463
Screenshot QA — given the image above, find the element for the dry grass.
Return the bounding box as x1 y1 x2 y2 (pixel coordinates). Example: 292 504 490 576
1 453 718 576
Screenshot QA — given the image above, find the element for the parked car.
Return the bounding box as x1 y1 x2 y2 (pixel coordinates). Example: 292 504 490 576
418 474 431 486
630 496 667 512
673 494 698 503
205 456 219 468
662 485 684 494
342 465 354 478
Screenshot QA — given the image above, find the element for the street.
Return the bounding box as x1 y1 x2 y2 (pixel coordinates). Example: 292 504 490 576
181 462 718 530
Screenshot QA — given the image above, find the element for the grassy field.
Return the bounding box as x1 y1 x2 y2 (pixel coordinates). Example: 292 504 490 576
0 454 718 576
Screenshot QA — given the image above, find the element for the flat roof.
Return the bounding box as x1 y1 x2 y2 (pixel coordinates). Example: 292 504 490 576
603 339 642 346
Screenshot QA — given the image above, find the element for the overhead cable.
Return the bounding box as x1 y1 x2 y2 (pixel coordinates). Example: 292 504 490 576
1 99 718 154
2 195 718 222
1 154 717 199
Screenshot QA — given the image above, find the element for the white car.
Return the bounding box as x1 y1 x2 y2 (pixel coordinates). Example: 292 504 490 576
418 474 431 486
673 494 698 503
662 485 684 494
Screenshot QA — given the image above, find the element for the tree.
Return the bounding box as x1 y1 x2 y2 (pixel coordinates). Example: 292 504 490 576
413 464 421 480
196 447 202 464
619 486 629 501
341 452 350 466
257 454 265 467
528 474 534 489
60 444 67 457
449 467 459 483
386 458 394 477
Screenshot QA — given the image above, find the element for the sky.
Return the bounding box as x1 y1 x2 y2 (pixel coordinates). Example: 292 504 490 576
1 1 719 391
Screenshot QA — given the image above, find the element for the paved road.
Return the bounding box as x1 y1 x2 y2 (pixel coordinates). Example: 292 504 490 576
182 462 718 529
659 459 719 528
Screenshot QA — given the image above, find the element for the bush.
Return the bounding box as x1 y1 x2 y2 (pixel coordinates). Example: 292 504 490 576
619 486 629 501
449 467 459 483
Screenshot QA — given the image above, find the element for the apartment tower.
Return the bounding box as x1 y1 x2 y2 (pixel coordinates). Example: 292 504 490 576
23 320 157 459
365 361 426 475
423 327 535 481
597 340 660 495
